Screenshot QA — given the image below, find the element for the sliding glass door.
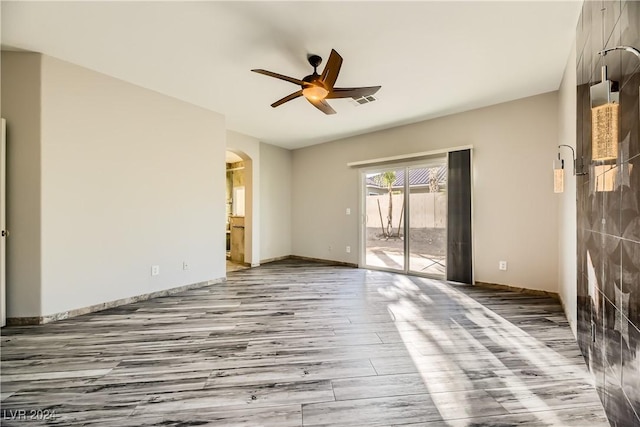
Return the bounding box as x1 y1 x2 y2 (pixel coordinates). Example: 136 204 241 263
408 165 447 276
364 168 405 271
362 158 448 278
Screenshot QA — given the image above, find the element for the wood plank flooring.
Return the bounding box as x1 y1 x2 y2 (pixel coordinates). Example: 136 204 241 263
1 260 609 426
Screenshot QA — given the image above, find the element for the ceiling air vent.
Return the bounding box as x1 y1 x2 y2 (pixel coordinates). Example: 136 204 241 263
350 95 378 106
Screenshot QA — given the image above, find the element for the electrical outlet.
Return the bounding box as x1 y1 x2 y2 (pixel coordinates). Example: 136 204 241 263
328 245 332 252
346 208 351 215
499 261 507 271
151 265 160 276
183 261 189 270
346 246 351 253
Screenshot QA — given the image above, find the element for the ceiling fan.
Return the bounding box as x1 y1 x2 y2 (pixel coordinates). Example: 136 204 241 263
251 49 381 115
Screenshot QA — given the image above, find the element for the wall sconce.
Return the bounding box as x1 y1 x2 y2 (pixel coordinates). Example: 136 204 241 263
591 46 640 162
590 65 619 161
554 145 586 194
553 156 564 193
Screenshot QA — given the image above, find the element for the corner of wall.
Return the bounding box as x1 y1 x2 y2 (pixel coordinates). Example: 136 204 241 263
259 141 293 261
557 38 578 339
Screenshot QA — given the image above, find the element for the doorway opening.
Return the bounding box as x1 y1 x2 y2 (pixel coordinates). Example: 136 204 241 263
362 157 448 278
226 150 249 273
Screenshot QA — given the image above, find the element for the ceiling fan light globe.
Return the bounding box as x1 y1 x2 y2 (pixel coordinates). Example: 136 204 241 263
302 85 329 101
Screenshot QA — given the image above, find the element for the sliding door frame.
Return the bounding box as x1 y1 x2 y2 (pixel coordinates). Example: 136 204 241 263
355 146 474 284
358 156 449 279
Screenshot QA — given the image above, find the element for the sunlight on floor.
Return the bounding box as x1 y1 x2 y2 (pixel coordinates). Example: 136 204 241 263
366 248 446 276
382 274 577 426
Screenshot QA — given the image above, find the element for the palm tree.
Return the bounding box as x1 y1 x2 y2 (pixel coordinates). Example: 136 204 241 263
377 171 396 237
428 167 440 193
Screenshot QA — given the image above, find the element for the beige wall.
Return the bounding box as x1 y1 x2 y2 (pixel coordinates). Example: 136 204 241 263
4 53 227 318
226 130 260 266
260 142 292 261
557 41 578 337
292 92 560 292
1 52 43 317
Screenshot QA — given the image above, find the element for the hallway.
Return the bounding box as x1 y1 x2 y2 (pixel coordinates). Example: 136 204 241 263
1 260 607 426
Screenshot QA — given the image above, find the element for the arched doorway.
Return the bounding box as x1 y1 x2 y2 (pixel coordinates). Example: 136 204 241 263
225 150 251 273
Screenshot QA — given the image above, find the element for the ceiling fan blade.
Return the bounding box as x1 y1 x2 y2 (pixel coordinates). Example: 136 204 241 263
251 69 306 86
327 86 381 99
320 49 343 89
271 90 303 108
307 98 336 115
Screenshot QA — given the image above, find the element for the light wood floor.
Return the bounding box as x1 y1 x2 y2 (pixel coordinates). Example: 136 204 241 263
1 260 608 426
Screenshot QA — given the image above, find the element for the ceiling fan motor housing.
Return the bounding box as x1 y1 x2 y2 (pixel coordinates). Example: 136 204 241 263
302 74 324 88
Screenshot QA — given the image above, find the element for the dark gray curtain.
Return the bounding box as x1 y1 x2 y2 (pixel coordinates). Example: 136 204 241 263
446 149 472 283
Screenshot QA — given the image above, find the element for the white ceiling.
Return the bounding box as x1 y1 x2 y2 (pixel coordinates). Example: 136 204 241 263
1 1 582 150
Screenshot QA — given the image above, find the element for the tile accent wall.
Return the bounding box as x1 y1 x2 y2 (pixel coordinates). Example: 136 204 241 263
576 1 640 426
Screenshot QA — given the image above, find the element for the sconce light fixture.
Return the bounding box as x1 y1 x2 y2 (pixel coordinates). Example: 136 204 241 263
590 65 619 161
554 156 564 193
554 145 586 194
590 45 640 162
